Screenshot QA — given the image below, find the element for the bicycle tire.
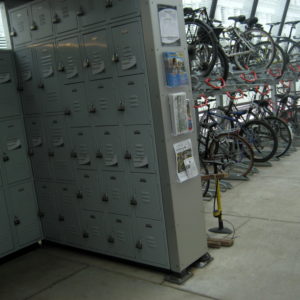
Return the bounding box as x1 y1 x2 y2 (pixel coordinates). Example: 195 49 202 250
240 119 278 162
264 116 292 158
233 28 275 70
268 43 289 78
185 18 218 78
209 45 229 82
208 132 254 177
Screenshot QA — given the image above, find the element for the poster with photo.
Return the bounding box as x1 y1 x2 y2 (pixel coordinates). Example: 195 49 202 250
173 139 199 183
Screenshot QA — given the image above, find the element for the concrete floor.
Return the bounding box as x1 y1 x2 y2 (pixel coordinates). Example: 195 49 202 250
1 150 300 300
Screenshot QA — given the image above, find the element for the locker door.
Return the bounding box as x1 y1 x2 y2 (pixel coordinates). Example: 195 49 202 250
36 182 60 242
0 119 32 184
76 170 103 212
56 36 83 84
117 75 151 125
82 29 113 81
107 215 134 258
35 42 63 113
0 53 21 118
9 6 31 46
125 125 156 173
52 0 79 34
45 115 74 181
86 79 118 126
30 0 53 40
70 127 95 170
102 171 129 216
56 183 82 246
81 211 106 252
130 174 162 220
62 83 89 127
108 0 139 20
94 126 124 171
9 182 42 247
135 219 169 268
0 191 14 256
25 117 52 180
78 0 106 28
111 22 145 77
15 48 40 115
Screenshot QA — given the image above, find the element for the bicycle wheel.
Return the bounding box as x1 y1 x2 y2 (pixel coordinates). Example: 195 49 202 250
234 28 275 70
240 119 278 162
264 116 292 158
209 45 229 82
185 18 218 78
208 132 254 177
267 43 289 78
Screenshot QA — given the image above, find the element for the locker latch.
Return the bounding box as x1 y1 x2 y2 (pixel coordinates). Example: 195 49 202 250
112 53 119 62
130 197 138 206
136 240 143 250
48 151 55 157
89 105 96 113
124 151 132 160
57 63 65 72
30 22 38 31
83 58 90 68
10 29 17 37
105 0 113 8
64 108 71 116
102 193 109 202
2 154 9 162
117 102 125 112
107 235 115 244
38 82 45 89
14 217 21 226
38 211 45 218
28 149 34 157
52 14 60 24
58 215 65 222
76 191 83 199
83 231 89 239
70 150 77 158
96 150 103 159
76 6 84 16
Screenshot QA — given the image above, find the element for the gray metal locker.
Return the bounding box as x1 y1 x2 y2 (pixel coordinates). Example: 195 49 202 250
62 83 89 127
80 211 106 252
52 0 79 34
0 119 32 184
129 174 162 221
9 6 32 46
135 219 169 268
0 190 14 257
56 36 84 84
21 88 41 116
36 182 60 242
125 125 156 173
94 126 125 171
106 214 134 258
70 127 96 170
76 170 103 212
0 52 21 119
82 29 113 81
111 21 145 77
85 79 118 126
35 42 63 113
30 0 53 40
108 0 139 20
102 171 129 216
77 0 106 28
56 183 82 246
117 74 151 125
25 117 53 180
8 182 42 247
44 115 74 181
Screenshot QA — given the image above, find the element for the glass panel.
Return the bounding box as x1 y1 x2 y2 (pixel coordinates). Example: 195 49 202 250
182 0 213 13
284 0 300 37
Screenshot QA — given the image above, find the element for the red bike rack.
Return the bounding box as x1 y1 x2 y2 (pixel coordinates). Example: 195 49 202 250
267 68 282 78
225 89 245 100
255 84 271 96
240 71 257 83
204 77 226 89
194 94 209 109
279 80 292 89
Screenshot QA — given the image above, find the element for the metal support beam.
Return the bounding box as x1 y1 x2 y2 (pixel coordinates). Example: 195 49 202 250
209 0 218 20
250 0 259 18
278 0 291 36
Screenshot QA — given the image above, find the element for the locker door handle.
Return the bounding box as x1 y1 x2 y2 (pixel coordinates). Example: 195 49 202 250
89 105 96 113
28 149 34 157
48 151 54 157
76 7 84 16
38 82 45 89
64 108 71 116
2 154 9 162
58 215 65 222
102 193 109 202
117 102 125 112
38 211 45 218
107 235 115 243
124 151 131 160
83 58 90 68
136 240 143 250
14 217 21 226
52 14 60 24
10 29 17 37
30 22 38 31
83 231 89 239
96 151 103 159
57 63 65 72
112 53 119 62
70 151 77 158
106 0 113 8
76 191 83 199
130 198 138 206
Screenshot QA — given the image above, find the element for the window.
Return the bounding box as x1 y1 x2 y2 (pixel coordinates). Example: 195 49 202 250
0 2 11 49
182 0 214 14
284 0 300 37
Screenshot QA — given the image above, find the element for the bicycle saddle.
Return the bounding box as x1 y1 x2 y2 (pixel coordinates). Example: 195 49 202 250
228 15 246 23
253 100 269 108
244 17 258 27
183 7 194 16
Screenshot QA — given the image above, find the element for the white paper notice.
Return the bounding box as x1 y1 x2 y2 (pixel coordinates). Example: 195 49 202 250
158 8 180 44
173 139 199 183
